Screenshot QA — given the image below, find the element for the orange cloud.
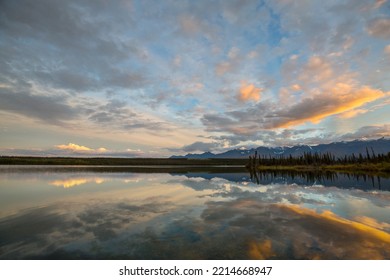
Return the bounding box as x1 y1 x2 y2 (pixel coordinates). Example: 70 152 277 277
239 83 262 102
273 85 386 128
56 143 92 151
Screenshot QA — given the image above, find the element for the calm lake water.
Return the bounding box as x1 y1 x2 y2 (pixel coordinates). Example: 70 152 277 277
1 165 390 259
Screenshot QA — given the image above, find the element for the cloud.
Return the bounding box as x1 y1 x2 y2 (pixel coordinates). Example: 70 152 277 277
0 0 147 93
215 61 235 76
290 84 301 91
180 141 220 153
85 98 175 133
270 85 386 128
55 143 109 154
238 83 262 102
202 50 388 141
0 87 77 125
178 15 203 35
374 0 387 9
215 52 240 76
385 44 390 55
1 0 390 153
367 18 390 39
338 109 368 119
56 143 93 152
298 56 333 84
202 84 387 135
340 124 390 141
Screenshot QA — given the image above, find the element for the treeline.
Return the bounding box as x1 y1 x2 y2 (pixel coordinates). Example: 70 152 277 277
0 156 248 166
247 148 390 168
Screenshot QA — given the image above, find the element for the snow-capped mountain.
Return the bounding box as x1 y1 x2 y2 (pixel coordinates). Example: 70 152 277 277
170 138 390 159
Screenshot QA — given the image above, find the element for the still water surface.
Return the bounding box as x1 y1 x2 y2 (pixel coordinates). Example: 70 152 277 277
1 166 390 259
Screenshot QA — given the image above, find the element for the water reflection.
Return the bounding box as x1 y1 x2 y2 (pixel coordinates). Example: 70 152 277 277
0 166 389 259
247 169 390 191
51 178 105 188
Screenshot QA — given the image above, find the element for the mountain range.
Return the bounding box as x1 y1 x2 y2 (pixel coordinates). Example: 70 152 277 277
171 138 390 159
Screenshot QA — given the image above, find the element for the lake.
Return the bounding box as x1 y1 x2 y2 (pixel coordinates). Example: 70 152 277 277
1 165 390 259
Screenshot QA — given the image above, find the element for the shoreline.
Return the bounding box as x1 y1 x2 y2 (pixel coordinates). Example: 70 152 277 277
1 156 390 176
253 162 390 177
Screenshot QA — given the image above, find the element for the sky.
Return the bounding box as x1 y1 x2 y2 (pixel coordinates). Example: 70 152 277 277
0 0 390 157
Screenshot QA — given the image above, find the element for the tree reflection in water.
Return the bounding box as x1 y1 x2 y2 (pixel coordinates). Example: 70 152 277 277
248 169 389 191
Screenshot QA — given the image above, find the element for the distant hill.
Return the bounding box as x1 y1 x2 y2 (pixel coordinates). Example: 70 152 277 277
171 138 390 159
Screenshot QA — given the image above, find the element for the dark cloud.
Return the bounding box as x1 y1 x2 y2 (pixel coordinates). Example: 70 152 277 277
87 99 135 123
82 98 173 133
33 70 98 92
0 0 147 92
181 141 220 152
201 112 264 136
0 87 77 124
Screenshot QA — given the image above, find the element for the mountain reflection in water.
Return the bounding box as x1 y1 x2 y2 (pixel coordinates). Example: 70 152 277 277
0 166 389 259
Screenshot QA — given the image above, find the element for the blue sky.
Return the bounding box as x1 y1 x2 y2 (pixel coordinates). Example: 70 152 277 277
1 0 390 157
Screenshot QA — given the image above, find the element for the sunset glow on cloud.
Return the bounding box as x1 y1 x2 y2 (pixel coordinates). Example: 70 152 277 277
56 143 93 152
0 0 389 155
239 83 262 102
273 85 387 128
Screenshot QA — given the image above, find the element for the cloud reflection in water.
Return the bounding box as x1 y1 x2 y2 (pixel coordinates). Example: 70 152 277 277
0 170 389 259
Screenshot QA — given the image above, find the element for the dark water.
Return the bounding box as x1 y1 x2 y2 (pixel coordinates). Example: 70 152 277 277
1 165 389 259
